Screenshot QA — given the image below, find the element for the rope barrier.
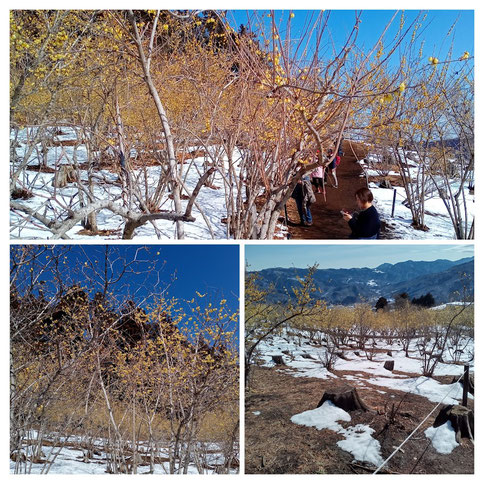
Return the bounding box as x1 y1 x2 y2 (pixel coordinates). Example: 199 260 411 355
373 372 465 474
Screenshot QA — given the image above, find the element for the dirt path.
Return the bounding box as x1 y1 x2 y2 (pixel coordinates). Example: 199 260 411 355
285 140 369 239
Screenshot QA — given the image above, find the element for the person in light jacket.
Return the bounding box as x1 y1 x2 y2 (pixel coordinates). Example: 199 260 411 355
311 165 324 194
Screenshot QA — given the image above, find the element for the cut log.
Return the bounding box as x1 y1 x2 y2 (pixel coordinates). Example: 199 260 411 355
433 404 474 442
271 355 284 365
317 385 369 412
384 360 395 371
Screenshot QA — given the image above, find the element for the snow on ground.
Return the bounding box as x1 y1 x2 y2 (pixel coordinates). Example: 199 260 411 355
291 401 384 467
358 150 474 240
10 128 239 239
256 330 473 406
255 327 473 463
424 421 460 454
291 400 351 432
11 436 234 474
11 130 473 240
357 156 474 240
336 424 384 467
367 376 470 405
11 161 233 239
369 183 471 239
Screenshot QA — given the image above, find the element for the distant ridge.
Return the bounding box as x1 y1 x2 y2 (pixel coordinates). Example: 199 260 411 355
251 257 474 305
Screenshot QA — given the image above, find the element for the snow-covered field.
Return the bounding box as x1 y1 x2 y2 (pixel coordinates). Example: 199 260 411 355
252 327 473 466
10 129 473 239
359 155 474 239
11 431 237 474
10 127 236 239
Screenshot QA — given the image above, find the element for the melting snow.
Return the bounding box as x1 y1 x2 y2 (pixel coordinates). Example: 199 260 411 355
291 401 351 432
425 421 460 454
291 401 383 467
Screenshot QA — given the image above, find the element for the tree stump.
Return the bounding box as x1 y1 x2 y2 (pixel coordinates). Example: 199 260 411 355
301 353 315 360
317 385 369 412
433 405 474 442
272 355 284 365
384 360 395 371
379 179 393 189
52 165 77 188
387 350 393 357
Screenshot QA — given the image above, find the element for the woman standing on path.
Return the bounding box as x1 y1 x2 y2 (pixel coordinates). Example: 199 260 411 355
342 187 380 239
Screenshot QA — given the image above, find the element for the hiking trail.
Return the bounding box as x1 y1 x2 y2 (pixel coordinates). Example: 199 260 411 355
285 140 374 240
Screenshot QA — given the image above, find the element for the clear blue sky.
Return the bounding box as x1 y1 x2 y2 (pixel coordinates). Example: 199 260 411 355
228 9 474 63
12 244 240 314
245 243 474 271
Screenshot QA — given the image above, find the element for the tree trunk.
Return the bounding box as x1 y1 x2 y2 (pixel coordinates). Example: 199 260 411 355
272 355 284 365
127 11 184 238
384 360 395 371
317 385 369 412
433 404 474 442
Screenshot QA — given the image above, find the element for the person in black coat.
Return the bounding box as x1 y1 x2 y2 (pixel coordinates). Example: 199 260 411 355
342 187 380 239
291 176 315 226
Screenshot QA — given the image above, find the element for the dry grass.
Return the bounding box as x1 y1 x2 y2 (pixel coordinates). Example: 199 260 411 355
245 365 474 474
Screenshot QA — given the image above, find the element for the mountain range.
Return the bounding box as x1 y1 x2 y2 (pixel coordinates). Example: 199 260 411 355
250 257 474 306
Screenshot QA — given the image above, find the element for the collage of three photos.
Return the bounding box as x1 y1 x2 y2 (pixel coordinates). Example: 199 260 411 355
9 8 475 476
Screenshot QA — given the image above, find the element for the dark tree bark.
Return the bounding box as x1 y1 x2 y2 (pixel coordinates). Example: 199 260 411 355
317 385 370 412
384 360 395 371
433 404 474 442
272 355 284 365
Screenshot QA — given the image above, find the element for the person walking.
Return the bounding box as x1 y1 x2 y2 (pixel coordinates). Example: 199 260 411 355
325 149 339 188
342 187 380 239
291 175 316 226
311 164 324 194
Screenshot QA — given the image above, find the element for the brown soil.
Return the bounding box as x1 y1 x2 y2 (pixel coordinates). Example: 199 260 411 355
286 140 387 240
245 366 474 474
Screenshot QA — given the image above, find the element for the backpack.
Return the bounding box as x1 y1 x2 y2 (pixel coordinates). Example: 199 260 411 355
335 155 341 166
303 178 316 204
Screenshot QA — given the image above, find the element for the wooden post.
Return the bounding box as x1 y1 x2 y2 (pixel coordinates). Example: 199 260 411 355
462 365 470 408
391 189 397 218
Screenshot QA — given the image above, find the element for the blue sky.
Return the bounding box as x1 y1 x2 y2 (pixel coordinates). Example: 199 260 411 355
245 244 474 271
228 9 474 63
11 244 240 315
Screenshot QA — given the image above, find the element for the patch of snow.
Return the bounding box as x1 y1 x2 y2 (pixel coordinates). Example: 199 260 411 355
337 424 384 467
425 421 459 454
291 401 351 431
369 180 474 240
291 402 383 467
367 376 469 405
